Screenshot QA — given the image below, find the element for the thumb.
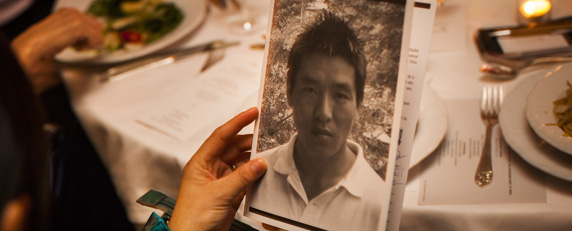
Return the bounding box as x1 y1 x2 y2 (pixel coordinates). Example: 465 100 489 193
222 159 267 197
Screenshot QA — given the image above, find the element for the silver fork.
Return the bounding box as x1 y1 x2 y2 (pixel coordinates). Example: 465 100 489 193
475 85 503 187
200 48 226 73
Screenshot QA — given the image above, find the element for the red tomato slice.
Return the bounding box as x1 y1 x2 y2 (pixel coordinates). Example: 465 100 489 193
121 31 142 43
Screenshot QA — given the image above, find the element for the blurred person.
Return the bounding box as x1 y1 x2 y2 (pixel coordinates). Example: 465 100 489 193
7 7 140 230
0 31 50 231
11 7 103 94
5 7 136 231
248 12 385 231
0 7 107 231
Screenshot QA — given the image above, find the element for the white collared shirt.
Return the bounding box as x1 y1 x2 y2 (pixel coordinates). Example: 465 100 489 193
249 134 386 231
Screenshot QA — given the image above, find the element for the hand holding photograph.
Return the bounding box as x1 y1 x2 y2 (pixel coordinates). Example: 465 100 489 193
245 0 413 230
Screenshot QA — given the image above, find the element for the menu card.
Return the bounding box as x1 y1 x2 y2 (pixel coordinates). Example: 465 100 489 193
418 99 547 205
135 57 261 141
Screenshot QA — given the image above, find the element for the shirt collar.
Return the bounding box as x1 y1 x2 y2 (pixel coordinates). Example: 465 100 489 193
273 134 298 175
337 140 371 198
272 134 372 198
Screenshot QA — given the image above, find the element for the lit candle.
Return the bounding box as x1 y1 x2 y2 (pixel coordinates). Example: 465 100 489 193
519 0 552 18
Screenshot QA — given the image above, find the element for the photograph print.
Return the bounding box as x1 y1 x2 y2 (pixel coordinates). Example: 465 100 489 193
245 0 408 230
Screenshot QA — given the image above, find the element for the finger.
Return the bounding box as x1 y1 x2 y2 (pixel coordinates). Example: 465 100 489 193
218 159 266 198
31 8 99 55
220 134 253 164
68 10 103 49
84 12 103 31
195 107 258 161
79 16 104 48
231 191 246 211
234 151 252 167
217 151 251 178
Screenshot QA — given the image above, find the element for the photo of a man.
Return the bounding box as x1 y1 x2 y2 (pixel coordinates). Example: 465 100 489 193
248 12 385 231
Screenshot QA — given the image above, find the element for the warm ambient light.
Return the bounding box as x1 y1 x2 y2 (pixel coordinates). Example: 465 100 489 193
520 0 552 18
243 21 252 31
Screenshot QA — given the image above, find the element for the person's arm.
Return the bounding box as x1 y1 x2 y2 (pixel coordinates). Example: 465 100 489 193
10 7 103 94
169 107 267 231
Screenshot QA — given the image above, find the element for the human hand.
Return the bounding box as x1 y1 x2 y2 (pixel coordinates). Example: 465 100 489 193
11 7 103 94
169 107 267 231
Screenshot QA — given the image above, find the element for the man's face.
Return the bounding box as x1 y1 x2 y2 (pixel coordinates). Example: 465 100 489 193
290 53 358 158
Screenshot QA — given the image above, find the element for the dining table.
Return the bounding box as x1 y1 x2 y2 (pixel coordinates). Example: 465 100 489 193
55 0 572 230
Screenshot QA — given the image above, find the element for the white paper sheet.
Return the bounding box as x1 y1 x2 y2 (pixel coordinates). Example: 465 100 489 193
418 99 547 205
135 58 261 141
429 3 467 52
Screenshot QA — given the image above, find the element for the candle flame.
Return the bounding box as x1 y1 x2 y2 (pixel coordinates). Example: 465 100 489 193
520 0 552 18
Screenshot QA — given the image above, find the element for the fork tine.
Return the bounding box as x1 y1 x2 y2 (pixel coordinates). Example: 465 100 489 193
481 86 488 118
483 85 492 118
487 86 493 116
492 85 498 114
492 85 503 115
201 50 215 72
200 48 226 73
496 86 500 113
498 85 503 110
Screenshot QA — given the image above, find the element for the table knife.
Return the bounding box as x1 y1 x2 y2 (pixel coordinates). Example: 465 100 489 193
103 40 240 82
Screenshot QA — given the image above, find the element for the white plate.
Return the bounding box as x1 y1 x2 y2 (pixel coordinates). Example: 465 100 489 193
54 0 207 64
500 65 572 182
526 64 572 155
409 85 448 169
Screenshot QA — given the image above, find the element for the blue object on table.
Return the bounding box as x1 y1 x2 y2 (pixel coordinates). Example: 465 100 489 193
142 212 170 231
137 189 258 231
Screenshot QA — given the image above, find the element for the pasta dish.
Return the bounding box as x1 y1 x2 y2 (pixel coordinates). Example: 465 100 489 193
553 80 572 136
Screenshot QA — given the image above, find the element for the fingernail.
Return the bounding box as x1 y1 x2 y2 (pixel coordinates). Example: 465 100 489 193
250 158 267 175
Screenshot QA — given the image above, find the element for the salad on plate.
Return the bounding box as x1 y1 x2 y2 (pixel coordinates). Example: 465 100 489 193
87 0 184 53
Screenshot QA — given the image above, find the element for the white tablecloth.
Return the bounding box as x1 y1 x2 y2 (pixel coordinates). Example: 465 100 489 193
60 0 572 229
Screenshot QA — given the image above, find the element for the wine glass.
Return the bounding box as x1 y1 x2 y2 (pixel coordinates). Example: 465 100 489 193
227 0 259 34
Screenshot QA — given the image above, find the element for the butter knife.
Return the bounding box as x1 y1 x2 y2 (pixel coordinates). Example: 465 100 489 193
103 40 240 82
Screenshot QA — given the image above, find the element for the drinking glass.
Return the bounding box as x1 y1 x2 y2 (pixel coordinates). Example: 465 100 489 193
227 0 259 34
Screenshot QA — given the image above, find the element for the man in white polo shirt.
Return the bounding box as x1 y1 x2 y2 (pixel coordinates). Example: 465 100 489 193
248 12 385 231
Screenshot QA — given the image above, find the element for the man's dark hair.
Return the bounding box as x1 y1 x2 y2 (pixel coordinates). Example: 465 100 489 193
287 12 366 106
